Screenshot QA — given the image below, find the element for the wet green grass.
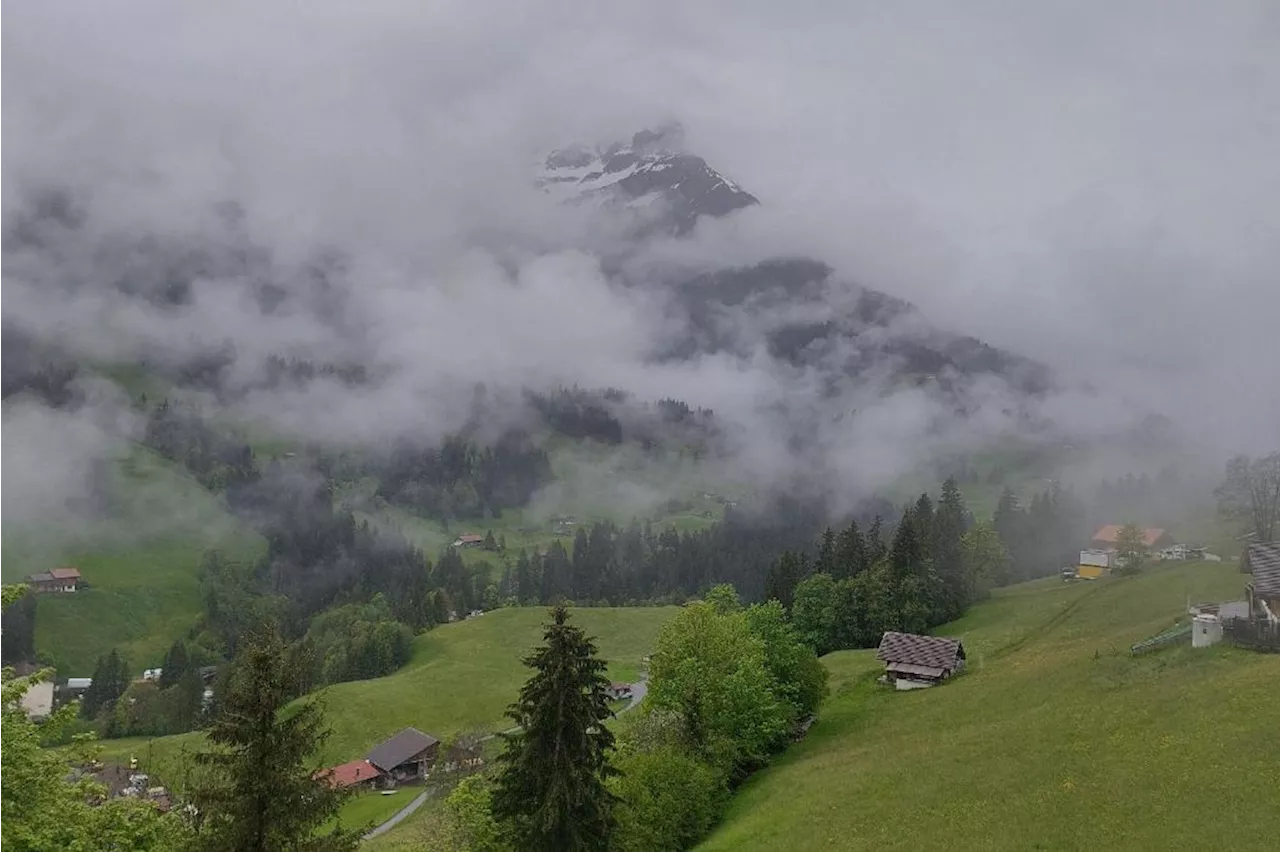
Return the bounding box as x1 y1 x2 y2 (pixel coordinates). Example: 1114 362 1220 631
698 562 1280 851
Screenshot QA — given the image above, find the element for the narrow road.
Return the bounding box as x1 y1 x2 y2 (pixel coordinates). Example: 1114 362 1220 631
363 675 648 841
619 678 647 714
363 788 438 840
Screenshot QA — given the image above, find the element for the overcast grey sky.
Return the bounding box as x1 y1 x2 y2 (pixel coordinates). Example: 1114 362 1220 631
4 0 1278 511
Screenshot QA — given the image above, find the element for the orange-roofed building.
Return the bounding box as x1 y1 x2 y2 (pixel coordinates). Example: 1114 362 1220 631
316 759 383 790
1091 525 1173 550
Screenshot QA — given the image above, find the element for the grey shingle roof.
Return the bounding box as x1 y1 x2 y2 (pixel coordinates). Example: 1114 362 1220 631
876 631 966 671
1244 542 1280 597
365 728 438 772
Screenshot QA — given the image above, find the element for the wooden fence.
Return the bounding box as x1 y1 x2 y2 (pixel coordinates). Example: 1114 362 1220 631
1223 617 1280 652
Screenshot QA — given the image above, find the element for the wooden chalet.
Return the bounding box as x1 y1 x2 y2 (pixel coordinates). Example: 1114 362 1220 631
364 727 484 785
876 631 966 690
365 728 440 783
1241 542 1280 623
28 566 81 593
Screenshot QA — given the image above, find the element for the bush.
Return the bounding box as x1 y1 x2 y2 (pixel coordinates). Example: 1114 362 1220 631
609 747 728 852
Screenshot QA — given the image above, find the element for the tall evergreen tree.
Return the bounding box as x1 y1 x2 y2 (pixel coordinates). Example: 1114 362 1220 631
173 665 206 732
540 541 573 603
159 640 189 689
516 549 536 603
889 508 923 581
816 527 837 576
993 486 1026 576
571 527 593 599
934 478 970 619
191 624 358 852
866 516 888 565
81 654 109 720
833 519 866 580
492 605 618 852
912 493 936 551
764 551 804 611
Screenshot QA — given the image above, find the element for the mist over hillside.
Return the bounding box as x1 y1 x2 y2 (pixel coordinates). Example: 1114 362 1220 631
4 1 1278 530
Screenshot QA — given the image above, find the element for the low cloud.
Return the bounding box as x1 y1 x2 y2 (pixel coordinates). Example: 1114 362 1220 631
3 1 1277 526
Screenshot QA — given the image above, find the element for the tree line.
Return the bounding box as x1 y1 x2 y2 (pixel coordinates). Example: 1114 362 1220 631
143 399 261 495
993 481 1090 581
490 496 833 607
773 479 1011 655
374 431 553 521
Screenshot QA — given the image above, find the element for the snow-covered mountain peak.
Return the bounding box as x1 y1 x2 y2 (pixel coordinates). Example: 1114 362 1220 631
536 124 758 234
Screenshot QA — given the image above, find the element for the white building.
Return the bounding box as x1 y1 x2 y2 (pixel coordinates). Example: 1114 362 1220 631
1192 613 1224 648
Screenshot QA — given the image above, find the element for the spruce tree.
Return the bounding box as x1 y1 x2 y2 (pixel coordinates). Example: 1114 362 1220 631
491 605 618 852
765 551 803 611
81 654 110 719
159 640 189 689
191 623 358 852
817 527 837 576
866 516 888 565
516 549 536 603
174 665 206 732
934 477 970 619
834 519 866 580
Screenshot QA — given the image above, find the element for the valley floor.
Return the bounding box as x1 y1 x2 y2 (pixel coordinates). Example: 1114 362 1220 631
696 562 1280 851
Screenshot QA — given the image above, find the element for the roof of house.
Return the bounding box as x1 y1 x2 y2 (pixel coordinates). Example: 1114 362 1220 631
365 727 439 772
885 661 948 679
1244 542 1280 597
1091 525 1168 547
457 534 484 543
876 632 966 670
50 567 82 580
28 572 54 583
317 759 384 789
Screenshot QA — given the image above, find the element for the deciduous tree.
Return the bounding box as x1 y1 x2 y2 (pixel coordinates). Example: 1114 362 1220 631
1115 523 1149 574
960 522 1011 599
646 601 789 776
3 582 188 851
1216 452 1280 542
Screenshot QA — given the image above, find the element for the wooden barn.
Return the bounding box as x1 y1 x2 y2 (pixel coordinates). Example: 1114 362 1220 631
876 631 966 690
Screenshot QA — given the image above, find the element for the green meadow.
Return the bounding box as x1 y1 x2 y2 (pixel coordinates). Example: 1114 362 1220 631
697 561 1280 851
94 605 673 779
3 446 264 675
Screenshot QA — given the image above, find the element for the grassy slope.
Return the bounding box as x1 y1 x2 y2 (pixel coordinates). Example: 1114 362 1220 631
3 447 265 675
309 605 671 765
95 605 674 778
698 562 1280 851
